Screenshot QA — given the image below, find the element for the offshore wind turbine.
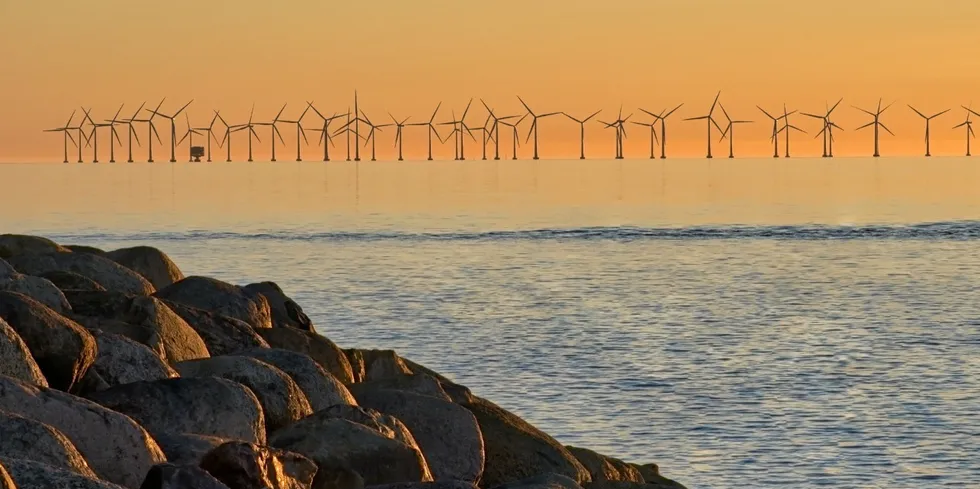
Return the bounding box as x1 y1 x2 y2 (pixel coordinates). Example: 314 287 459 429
193 111 221 162
148 99 193 162
308 104 346 161
955 106 978 156
278 103 312 162
102 104 125 163
133 99 166 162
802 99 843 157
256 104 287 162
482 100 517 161
908 105 950 157
215 112 236 162
499 114 527 160
854 99 894 158
646 104 683 159
75 108 93 163
777 105 805 158
43 110 77 164
237 105 261 162
471 114 493 160
358 109 383 161
598 107 631 159
684 91 723 159
757 106 785 158
717 104 753 159
120 102 146 163
177 113 204 162
85 108 121 163
563 110 601 159
383 113 411 161
630 116 659 160
407 102 443 161
517 96 559 160
440 101 475 160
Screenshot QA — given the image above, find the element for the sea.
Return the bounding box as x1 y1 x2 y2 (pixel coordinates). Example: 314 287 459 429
2 157 979 489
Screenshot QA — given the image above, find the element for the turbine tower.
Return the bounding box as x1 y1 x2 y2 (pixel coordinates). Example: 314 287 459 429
563 110 601 159
120 102 146 163
684 91 724 159
256 104 287 162
102 104 125 163
499 114 527 160
215 112 236 162
75 108 93 163
777 105 805 158
717 104 753 159
908 105 950 157
358 109 383 161
278 103 312 162
955 106 978 157
757 106 786 158
648 104 683 159
193 111 221 162
407 102 443 161
134 99 166 162
517 96 559 160
177 113 204 162
440 101 476 160
482 100 517 161
383 113 411 161
854 99 894 158
148 99 193 163
84 109 120 163
630 117 659 159
43 110 77 164
237 105 261 162
598 107 631 159
802 99 843 158
308 104 347 162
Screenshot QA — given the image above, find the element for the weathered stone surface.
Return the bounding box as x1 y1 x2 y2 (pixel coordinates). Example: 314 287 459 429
258 328 354 384
348 374 452 403
0 411 96 478
68 315 168 361
244 282 313 332
584 480 686 489
400 358 475 404
345 349 413 384
309 405 420 449
5 251 154 295
356 389 484 483
40 271 107 292
240 348 357 411
566 448 642 483
0 317 48 387
0 234 68 259
623 465 684 489
270 412 433 487
0 458 127 489
140 464 230 489
0 463 13 489
153 433 228 466
91 330 178 388
175 356 312 433
105 247 184 291
0 273 71 313
492 473 584 489
367 483 477 489
0 292 96 392
461 396 590 487
65 290 209 366
0 375 166 488
0 258 14 277
86 377 266 444
154 277 272 330
200 441 318 489
64 245 107 256
161 300 269 356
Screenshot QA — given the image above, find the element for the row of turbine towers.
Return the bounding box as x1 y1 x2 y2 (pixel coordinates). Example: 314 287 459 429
45 92 979 164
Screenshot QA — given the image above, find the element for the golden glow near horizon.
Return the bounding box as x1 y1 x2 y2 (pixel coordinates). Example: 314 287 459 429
2 1 979 162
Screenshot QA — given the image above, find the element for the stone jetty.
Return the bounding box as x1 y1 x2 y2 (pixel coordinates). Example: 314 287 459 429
0 233 686 489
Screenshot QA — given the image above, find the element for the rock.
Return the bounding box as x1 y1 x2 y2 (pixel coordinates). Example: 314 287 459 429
0 317 48 387
65 290 209 366
270 412 433 487
0 291 96 392
0 458 126 489
0 258 14 277
0 411 97 478
624 465 684 489
105 247 184 291
244 282 313 332
73 368 111 397
161 300 269 356
309 405 421 449
200 441 318 489
91 330 178 387
367 483 477 489
258 328 354 384
400 358 475 404
140 464 230 489
85 377 266 444
239 348 357 410
492 473 583 489
0 463 13 489
0 375 166 488
348 374 452 403
565 448 641 483
154 277 272 330
5 251 154 295
154 433 228 466
68 315 168 360
65 245 107 256
175 356 312 433
461 396 589 487
584 480 686 489
355 389 484 483
40 271 107 292
0 234 68 259
345 349 413 383
0 273 71 313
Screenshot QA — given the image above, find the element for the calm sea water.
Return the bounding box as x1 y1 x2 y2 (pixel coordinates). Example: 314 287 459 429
3 159 980 489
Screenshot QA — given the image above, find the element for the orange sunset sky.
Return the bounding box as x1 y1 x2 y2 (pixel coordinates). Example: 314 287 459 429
2 1 979 162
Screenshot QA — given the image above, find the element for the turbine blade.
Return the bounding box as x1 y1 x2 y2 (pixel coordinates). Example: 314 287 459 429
664 103 683 118
174 99 193 117
880 123 895 136
517 96 533 116
757 106 775 120
908 105 926 119
275 103 287 121
853 106 875 117
584 110 601 122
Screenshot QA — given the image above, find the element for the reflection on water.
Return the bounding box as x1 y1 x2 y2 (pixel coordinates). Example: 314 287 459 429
2 159 980 489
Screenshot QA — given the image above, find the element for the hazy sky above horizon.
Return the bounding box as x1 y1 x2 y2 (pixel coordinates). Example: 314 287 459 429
2 1 979 161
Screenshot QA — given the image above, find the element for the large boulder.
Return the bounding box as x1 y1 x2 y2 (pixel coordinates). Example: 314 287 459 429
368 483 477 489
140 464 230 489
0 273 71 313
0 291 96 392
154 433 228 466
0 258 14 277
0 458 127 489
270 411 433 487
309 405 420 449
239 348 357 410
65 290 209 365
64 245 107 256
348 374 452 403
0 411 96 478
565 448 641 483
584 481 686 489
154 277 272 330
461 397 589 487
85 377 266 444
624 464 685 489
356 389 484 483
345 349 413 383
40 271 107 292
104 246 184 291
258 328 354 384
175 356 312 432
0 234 68 259
0 317 48 387
5 251 154 295
161 300 269 356
0 463 13 489
200 441 318 489
0 375 166 488
90 330 178 388
492 473 583 489
244 282 313 332
400 358 475 404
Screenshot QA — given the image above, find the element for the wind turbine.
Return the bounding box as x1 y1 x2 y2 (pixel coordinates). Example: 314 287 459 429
777 105 805 158
75 108 93 163
307 104 347 161
802 99 843 158
470 115 493 160
499 114 527 160
757 106 785 158
193 111 221 162
517 96 559 160
43 110 77 164
684 91 724 159
148 99 193 163
132 99 165 162
647 104 683 159
481 100 517 161
383 113 411 161
84 109 120 163
598 107 631 159
177 113 204 162
236 105 262 162
440 101 475 160
101 104 125 163
630 117 659 160
854 99 894 158
358 109 383 161
908 105 949 157
215 112 237 162
279 103 311 162
120 102 146 163
256 104 287 162
407 102 443 161
717 104 753 159
563 110 601 159
955 106 978 156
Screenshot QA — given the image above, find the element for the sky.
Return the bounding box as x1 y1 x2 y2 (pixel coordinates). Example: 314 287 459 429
2 0 979 162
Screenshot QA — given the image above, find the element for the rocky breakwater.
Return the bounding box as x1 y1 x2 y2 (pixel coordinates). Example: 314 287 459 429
0 233 687 489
